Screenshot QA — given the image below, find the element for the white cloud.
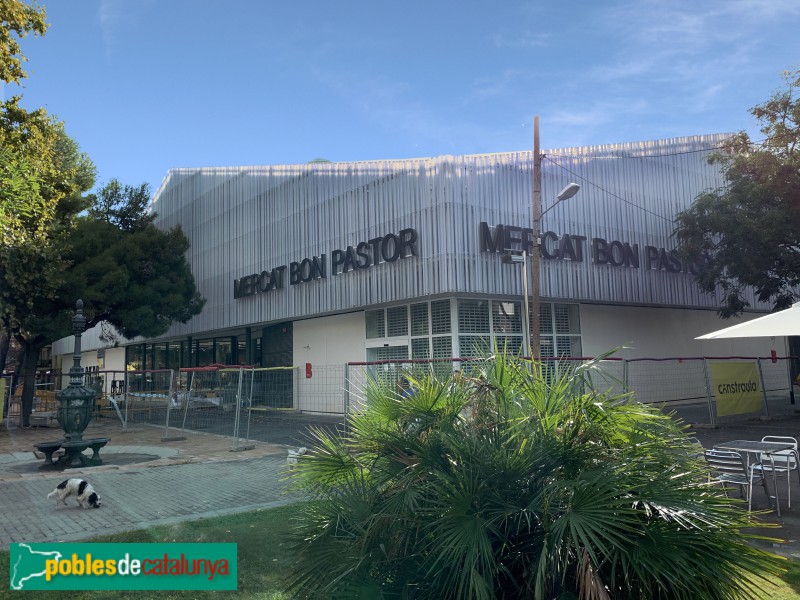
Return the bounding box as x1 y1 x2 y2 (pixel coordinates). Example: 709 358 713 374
97 0 153 55
491 31 550 49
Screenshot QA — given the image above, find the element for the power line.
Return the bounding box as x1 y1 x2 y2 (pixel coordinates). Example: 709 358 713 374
542 155 675 223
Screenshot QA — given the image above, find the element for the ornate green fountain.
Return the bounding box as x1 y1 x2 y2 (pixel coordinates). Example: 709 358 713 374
36 300 109 468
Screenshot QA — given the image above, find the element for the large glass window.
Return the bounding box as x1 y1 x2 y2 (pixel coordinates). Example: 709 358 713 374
216 338 233 365
126 344 145 371
197 339 214 366
236 334 248 365
167 342 181 370
152 343 166 370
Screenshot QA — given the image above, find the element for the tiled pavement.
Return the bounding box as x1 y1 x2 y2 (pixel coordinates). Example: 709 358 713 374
5 414 800 557
0 419 296 548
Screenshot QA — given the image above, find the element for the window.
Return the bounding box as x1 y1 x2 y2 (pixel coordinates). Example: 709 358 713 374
365 299 581 364
432 336 452 359
495 335 524 355
366 310 385 338
197 339 214 366
387 306 409 337
459 335 490 358
412 337 430 359
216 338 233 365
411 303 429 336
538 303 582 358
125 344 145 371
167 342 181 370
492 301 521 333
431 300 451 334
236 334 248 365
458 299 489 333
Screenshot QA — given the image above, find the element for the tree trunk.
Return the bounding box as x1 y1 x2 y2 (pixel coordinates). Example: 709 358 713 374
0 327 9 374
19 341 40 428
0 327 8 418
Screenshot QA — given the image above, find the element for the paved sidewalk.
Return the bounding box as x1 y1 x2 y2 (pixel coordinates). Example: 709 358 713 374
4 414 800 558
0 419 296 548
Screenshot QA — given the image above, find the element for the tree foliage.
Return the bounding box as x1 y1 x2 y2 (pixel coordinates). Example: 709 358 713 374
0 0 47 85
674 68 800 317
0 3 204 425
89 178 155 232
2 180 205 425
288 354 784 599
0 97 94 250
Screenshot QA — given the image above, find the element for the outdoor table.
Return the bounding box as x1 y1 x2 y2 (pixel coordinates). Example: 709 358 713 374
713 440 795 516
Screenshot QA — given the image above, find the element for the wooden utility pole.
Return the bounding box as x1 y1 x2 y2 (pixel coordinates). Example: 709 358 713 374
531 116 542 360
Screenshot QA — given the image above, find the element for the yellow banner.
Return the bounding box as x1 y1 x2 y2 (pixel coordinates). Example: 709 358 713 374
710 362 763 416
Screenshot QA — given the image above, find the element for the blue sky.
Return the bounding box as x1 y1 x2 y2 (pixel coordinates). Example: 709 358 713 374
5 0 800 195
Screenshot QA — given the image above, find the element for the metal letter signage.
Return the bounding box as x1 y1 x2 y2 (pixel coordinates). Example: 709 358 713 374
233 228 418 300
479 222 705 275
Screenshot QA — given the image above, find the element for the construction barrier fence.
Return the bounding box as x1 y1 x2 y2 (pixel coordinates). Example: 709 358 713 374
345 355 798 428
4 354 797 445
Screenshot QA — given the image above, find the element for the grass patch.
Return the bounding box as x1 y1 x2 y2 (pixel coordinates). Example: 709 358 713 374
2 502 800 599
760 559 800 600
1 503 302 599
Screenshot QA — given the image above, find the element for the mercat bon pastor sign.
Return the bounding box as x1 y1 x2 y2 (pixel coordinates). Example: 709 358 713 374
233 228 418 299
234 222 704 301
479 222 706 274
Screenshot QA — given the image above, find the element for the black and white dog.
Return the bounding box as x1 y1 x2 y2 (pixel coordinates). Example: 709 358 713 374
47 478 102 509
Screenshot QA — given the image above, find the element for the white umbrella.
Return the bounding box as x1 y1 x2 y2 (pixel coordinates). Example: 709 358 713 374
696 303 800 339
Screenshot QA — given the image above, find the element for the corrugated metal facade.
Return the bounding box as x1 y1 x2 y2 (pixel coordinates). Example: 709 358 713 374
148 133 761 340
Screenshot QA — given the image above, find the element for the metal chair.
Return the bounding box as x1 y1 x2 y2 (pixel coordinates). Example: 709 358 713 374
704 449 770 512
687 437 705 460
753 436 800 508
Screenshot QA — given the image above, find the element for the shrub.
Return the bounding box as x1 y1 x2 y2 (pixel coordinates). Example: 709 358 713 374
288 353 784 599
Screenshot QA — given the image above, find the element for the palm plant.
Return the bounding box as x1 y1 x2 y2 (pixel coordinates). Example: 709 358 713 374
287 353 785 599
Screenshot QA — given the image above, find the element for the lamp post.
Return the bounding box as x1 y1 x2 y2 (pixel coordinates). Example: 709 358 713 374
531 115 581 360
501 250 531 357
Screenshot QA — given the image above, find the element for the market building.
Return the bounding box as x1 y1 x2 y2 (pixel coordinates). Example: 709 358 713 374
52 133 788 415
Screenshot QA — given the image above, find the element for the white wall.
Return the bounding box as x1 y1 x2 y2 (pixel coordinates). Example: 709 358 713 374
580 305 781 359
293 312 365 412
54 347 126 390
579 304 792 406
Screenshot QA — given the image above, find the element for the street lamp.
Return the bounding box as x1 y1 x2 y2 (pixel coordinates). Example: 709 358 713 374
501 250 531 357
531 115 581 360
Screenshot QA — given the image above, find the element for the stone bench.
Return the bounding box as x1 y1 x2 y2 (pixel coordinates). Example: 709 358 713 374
36 437 111 468
84 437 110 466
34 440 65 466
58 440 92 468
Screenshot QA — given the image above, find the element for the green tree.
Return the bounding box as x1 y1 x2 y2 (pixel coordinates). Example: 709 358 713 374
674 67 800 317
0 1 89 374
288 355 784 599
3 181 205 426
0 0 51 248
0 0 47 85
0 102 96 384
